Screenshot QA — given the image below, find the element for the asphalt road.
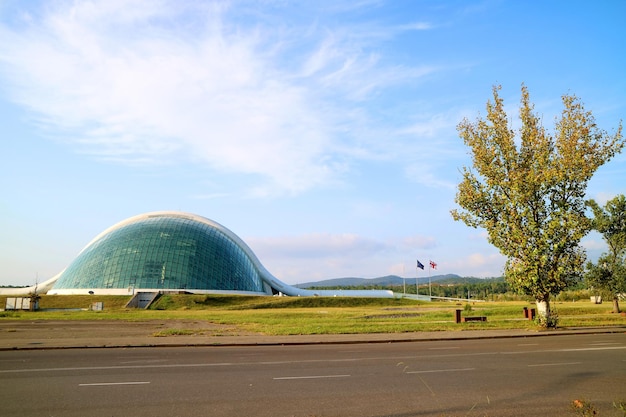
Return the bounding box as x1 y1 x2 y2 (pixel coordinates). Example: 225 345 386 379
1 333 625 417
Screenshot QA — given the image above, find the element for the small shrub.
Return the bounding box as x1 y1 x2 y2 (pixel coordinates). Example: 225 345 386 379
536 308 559 329
571 399 597 416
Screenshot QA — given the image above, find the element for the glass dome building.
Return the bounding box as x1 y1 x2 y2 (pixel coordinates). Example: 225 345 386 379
42 211 394 298
49 212 274 295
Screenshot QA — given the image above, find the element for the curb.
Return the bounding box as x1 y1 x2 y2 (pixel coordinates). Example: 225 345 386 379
2 326 624 351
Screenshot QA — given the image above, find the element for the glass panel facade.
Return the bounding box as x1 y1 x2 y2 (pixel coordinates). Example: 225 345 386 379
53 214 266 293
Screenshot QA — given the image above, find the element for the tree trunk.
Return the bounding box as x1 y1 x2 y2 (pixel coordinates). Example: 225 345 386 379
536 298 550 319
536 296 554 328
612 296 621 314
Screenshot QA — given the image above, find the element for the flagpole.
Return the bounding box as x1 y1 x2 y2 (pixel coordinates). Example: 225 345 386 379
402 265 406 295
416 260 425 296
428 263 431 298
415 264 419 296
428 260 437 299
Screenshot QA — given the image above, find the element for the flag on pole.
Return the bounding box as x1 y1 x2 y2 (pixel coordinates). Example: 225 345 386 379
417 260 424 270
429 260 437 270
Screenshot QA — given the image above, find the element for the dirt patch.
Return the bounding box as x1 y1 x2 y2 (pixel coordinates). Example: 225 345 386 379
363 313 422 319
0 319 254 341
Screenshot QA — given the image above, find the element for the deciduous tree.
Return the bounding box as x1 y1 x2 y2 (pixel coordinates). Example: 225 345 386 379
451 85 623 326
586 195 626 313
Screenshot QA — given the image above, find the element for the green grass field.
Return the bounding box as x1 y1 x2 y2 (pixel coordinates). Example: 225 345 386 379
1 294 624 335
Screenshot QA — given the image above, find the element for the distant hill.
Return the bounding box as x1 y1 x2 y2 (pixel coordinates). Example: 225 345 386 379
435 276 503 285
295 274 475 289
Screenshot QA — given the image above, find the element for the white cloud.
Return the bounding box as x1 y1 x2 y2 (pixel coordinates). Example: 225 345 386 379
398 22 434 31
0 2 338 194
0 1 448 196
399 113 451 139
404 163 457 190
247 233 390 259
450 252 506 277
581 236 607 252
244 232 442 283
589 192 617 206
401 235 437 250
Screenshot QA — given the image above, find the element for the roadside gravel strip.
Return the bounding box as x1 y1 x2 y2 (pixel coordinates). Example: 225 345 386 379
1 320 625 350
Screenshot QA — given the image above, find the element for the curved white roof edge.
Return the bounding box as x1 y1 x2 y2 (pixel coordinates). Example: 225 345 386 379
0 274 59 295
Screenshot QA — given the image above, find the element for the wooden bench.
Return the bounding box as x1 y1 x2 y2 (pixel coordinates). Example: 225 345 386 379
462 316 487 322
455 309 487 323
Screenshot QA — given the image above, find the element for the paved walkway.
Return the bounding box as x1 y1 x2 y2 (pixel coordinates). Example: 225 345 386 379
1 320 624 350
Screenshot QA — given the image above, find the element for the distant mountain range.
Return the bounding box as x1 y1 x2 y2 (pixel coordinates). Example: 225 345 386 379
295 274 500 288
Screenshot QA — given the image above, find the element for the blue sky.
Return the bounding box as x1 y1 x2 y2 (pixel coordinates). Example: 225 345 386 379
1 0 624 287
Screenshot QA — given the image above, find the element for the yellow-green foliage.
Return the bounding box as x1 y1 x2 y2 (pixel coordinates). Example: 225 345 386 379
452 85 624 305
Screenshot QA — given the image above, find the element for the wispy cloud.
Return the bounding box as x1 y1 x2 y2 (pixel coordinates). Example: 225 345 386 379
450 252 506 278
0 1 450 196
247 232 438 282
397 22 434 31
247 233 390 259
404 163 457 190
581 235 607 252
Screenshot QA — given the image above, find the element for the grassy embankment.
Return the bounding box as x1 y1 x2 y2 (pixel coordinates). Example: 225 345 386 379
0 294 623 336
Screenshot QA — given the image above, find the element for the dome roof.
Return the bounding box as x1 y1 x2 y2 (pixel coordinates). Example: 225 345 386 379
49 212 272 295
42 211 395 298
